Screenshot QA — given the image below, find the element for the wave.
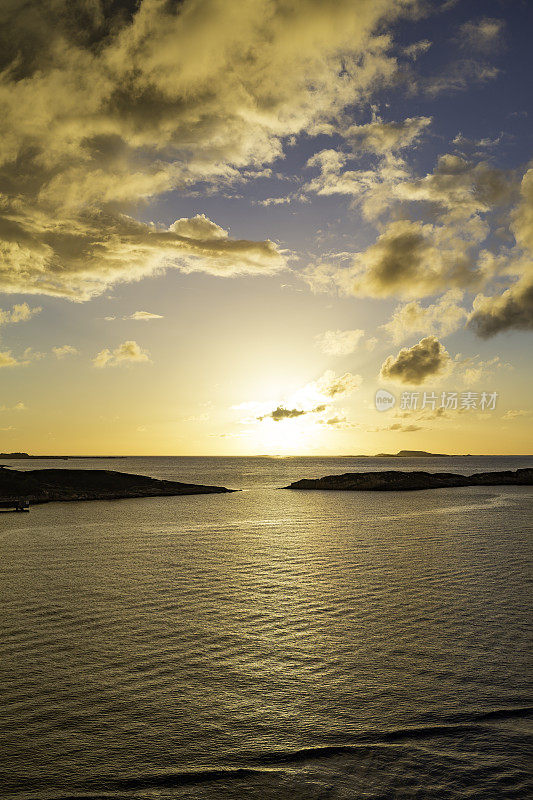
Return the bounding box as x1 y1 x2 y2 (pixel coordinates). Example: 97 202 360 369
43 707 532 798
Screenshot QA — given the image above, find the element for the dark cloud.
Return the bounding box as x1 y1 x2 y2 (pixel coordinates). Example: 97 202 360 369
380 335 451 385
468 276 533 337
260 403 327 422
262 407 306 422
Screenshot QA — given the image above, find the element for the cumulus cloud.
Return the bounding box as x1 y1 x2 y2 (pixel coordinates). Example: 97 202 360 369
468 275 533 337
465 168 533 334
0 351 18 368
382 290 467 342
125 311 164 321
379 335 452 385
305 150 521 302
344 115 431 154
395 154 513 219
93 340 151 368
0 303 42 326
315 328 370 355
0 0 418 299
348 219 481 298
52 344 79 358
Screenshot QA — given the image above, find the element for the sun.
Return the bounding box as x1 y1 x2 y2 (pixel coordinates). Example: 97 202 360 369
251 418 321 455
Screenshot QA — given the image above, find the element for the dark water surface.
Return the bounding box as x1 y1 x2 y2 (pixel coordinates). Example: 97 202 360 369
1 456 532 799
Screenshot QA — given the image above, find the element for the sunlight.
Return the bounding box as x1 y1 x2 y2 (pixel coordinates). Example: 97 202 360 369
251 419 320 455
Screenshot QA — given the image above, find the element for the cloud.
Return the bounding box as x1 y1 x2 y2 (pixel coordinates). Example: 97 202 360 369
240 368 362 424
466 167 533 335
502 409 530 421
0 0 416 299
52 344 79 358
0 351 18 368
316 370 362 398
261 406 307 422
0 210 287 299
0 401 26 412
305 152 520 302
457 18 505 52
350 219 479 298
314 328 372 355
0 303 42 326
382 290 467 342
371 422 424 432
256 195 294 207
125 311 164 321
93 340 151 368
402 40 432 60
511 167 533 254
468 275 533 337
456 354 507 385
379 335 452 385
421 60 499 97
395 154 512 218
344 115 431 155
322 415 348 426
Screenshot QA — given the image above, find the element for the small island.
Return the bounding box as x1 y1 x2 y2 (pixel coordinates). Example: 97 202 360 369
373 449 452 458
0 467 233 506
284 468 533 492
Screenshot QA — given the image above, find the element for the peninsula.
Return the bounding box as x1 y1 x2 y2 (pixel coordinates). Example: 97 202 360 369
0 467 232 505
0 452 123 459
284 468 533 492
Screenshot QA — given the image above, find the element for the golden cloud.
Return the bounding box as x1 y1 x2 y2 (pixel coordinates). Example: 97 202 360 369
380 335 452 385
382 290 467 343
0 0 418 299
93 340 151 367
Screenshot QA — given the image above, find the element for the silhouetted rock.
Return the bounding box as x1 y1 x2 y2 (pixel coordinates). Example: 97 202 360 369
0 467 232 504
284 469 533 492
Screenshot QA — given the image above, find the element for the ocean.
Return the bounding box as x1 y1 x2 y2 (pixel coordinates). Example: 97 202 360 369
1 456 532 799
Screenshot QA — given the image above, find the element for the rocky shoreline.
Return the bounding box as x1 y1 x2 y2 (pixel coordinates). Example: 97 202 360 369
284 468 533 492
0 467 233 504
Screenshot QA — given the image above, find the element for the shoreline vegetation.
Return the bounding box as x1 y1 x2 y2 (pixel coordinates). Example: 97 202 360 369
285 469 533 492
0 468 233 505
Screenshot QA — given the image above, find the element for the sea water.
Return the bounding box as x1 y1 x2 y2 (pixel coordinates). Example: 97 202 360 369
1 456 532 799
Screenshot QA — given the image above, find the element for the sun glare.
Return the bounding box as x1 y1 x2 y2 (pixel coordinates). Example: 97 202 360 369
252 419 319 455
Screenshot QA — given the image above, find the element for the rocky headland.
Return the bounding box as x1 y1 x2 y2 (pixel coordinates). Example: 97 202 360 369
0 467 233 505
284 468 533 492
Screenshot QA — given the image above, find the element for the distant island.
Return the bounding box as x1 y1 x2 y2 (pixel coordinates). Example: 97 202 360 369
373 449 452 458
285 468 533 492
0 467 232 505
340 450 469 458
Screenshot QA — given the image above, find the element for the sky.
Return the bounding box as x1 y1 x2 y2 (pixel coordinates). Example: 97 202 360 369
0 0 532 456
